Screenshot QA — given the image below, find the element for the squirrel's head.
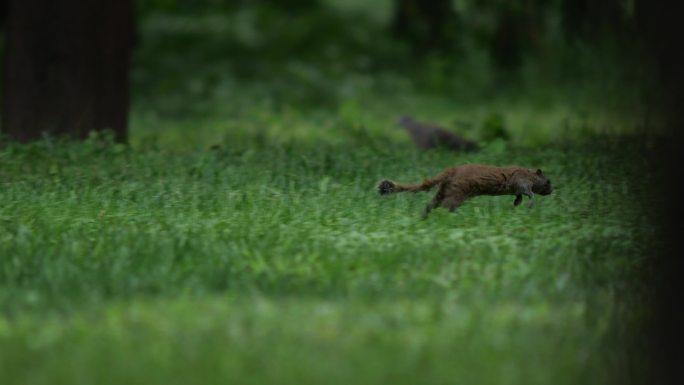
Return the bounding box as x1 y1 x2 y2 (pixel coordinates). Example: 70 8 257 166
532 169 553 195
397 116 414 127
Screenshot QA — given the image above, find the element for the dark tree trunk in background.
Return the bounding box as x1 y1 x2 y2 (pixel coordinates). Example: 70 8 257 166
561 0 625 40
634 1 684 385
490 9 524 70
391 0 459 55
0 0 7 28
1 0 133 143
265 0 319 11
489 0 548 71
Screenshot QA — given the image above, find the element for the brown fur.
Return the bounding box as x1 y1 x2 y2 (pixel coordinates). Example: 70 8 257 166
398 116 479 152
378 164 553 218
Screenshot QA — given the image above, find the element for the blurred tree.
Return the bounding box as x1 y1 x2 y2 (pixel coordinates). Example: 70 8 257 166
1 0 134 143
263 0 319 11
474 0 549 71
634 1 684 383
136 0 319 15
391 0 460 55
561 0 626 40
490 6 525 70
0 0 6 28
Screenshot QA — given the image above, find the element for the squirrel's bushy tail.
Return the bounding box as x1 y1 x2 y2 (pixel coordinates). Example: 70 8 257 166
377 177 442 195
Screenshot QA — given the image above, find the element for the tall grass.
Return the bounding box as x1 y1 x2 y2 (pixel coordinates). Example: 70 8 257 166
0 134 658 384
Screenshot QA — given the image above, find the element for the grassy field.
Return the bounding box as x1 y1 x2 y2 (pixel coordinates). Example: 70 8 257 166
0 130 658 384
0 3 662 384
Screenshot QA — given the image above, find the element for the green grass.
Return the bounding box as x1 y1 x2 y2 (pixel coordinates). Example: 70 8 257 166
0 133 658 385
0 4 660 384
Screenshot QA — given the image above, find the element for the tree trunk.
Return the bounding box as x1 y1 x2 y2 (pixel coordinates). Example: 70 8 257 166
635 1 684 385
490 9 523 70
1 0 133 143
391 0 459 56
561 0 625 39
487 0 549 71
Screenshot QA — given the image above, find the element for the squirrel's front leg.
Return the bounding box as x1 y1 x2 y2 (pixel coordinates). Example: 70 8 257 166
513 194 523 206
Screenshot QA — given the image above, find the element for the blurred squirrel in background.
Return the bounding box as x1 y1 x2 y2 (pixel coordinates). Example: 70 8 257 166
397 116 479 152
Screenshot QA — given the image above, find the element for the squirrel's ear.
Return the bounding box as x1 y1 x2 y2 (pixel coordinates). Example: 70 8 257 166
536 169 543 176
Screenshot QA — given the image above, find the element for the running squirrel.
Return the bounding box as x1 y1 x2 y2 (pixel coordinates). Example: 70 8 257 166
378 164 553 218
